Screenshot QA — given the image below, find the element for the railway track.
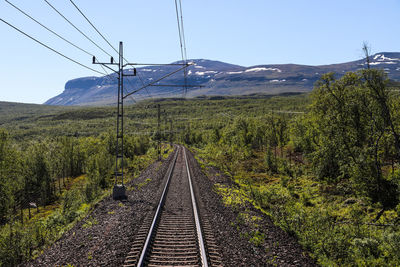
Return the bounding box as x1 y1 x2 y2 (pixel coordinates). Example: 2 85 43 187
123 146 222 266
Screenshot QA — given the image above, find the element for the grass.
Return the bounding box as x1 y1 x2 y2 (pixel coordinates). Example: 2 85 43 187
82 217 98 229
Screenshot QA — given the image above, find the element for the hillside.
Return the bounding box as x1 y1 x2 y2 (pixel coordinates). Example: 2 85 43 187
44 52 400 106
0 94 308 140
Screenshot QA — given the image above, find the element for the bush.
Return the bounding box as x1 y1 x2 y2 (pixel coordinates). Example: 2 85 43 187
62 188 84 223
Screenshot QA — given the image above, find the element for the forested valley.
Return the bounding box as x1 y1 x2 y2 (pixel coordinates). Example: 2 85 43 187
1 67 400 266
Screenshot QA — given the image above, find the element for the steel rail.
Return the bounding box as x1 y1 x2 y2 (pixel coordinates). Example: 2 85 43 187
137 146 180 266
184 147 209 267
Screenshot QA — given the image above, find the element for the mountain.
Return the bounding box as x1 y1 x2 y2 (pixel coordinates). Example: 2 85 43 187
45 52 400 106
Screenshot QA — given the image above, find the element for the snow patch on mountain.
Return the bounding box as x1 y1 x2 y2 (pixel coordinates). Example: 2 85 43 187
245 67 282 73
374 54 400 61
226 71 243 74
369 61 397 65
195 71 218 75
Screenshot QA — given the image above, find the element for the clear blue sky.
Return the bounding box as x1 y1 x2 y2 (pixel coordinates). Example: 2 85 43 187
0 0 399 104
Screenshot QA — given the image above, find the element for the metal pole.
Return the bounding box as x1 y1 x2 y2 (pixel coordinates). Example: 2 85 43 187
120 41 124 185
112 41 127 200
170 119 173 146
157 104 161 160
115 52 120 185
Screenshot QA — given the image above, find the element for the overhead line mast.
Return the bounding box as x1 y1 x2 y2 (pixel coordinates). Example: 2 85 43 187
66 0 198 201
93 42 132 200
19 0 198 200
93 43 194 200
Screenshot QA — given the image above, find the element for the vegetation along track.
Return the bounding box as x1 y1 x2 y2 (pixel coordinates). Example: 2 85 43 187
124 145 222 266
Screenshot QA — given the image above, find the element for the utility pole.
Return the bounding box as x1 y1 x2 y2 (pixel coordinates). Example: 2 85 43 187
169 119 173 147
157 104 161 161
163 111 167 153
93 41 136 200
163 114 166 142
93 42 197 200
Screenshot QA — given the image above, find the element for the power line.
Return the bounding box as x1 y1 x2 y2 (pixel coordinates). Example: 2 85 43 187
174 0 185 64
42 0 114 59
136 73 153 98
134 86 194 100
0 17 106 75
67 1 189 102
174 0 188 95
124 64 190 99
5 1 118 99
124 87 137 103
4 0 112 77
68 0 119 57
67 0 151 99
178 0 187 61
68 0 171 101
5 0 91 57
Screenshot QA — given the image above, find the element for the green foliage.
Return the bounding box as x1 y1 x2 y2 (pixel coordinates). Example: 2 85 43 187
62 188 85 223
265 145 278 174
82 217 98 229
0 123 154 265
308 70 400 208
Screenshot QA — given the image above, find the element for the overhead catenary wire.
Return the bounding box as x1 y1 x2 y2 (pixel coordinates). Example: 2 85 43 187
178 0 187 61
125 73 152 99
68 0 188 101
174 0 185 64
68 0 119 57
0 17 106 75
43 0 188 102
58 0 141 101
174 0 188 95
4 0 113 78
134 89 181 100
124 64 191 99
133 86 196 101
137 73 153 98
42 0 114 59
132 81 196 101
68 0 138 68
123 85 137 104
5 0 92 58
67 0 152 99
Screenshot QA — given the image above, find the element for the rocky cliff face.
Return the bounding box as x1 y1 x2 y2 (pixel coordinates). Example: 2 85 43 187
45 53 400 106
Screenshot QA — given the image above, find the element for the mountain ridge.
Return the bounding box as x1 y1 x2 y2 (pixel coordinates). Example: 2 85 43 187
45 52 400 106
